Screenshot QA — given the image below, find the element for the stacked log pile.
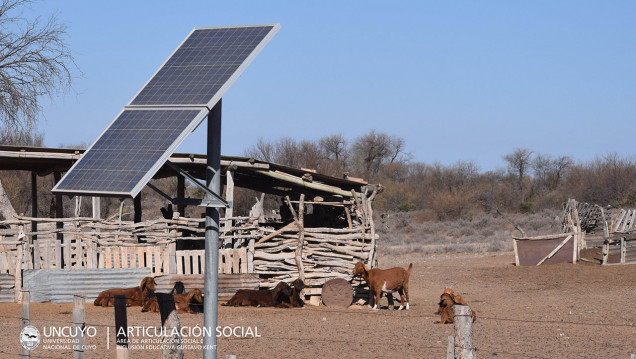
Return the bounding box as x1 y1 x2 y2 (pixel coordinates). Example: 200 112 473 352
254 226 376 288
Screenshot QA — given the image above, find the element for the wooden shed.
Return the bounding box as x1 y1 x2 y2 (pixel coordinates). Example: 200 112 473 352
0 145 380 304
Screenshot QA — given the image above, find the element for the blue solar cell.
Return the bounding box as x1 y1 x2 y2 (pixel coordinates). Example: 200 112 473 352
53 108 206 196
53 24 280 197
129 25 277 107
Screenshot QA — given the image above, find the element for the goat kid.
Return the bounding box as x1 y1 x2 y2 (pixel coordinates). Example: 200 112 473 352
141 281 187 313
276 279 305 308
353 261 412 310
174 288 204 314
223 281 291 307
94 277 156 307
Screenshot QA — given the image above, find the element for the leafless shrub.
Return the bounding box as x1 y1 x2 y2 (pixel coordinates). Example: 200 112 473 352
376 209 558 256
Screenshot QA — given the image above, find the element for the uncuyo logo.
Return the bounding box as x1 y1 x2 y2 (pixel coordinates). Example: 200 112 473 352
20 325 41 350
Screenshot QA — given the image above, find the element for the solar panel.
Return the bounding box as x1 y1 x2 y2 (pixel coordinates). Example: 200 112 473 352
52 24 280 197
129 25 280 107
53 108 208 196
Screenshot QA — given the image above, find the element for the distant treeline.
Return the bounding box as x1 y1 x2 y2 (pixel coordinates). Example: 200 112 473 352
242 132 636 220
1 129 635 222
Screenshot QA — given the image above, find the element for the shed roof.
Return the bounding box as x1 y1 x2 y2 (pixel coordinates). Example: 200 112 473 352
0 145 371 199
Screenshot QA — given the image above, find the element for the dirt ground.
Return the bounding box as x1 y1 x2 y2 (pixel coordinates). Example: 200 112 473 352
1 249 635 359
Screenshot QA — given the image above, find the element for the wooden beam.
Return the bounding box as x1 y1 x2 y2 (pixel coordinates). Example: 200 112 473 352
177 175 185 215
254 169 355 197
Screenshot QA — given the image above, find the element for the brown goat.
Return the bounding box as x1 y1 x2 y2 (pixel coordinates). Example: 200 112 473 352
276 279 305 308
141 281 185 313
223 282 290 307
94 277 156 307
174 288 204 314
353 261 412 310
142 288 204 314
436 289 476 324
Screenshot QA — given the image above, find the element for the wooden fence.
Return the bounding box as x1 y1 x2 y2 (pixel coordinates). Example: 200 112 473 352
0 209 377 302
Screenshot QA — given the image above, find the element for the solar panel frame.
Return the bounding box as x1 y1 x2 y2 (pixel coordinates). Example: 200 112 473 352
52 24 280 198
51 107 209 197
126 23 281 109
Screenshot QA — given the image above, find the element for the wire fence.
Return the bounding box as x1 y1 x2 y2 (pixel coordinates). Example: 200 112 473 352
7 290 636 359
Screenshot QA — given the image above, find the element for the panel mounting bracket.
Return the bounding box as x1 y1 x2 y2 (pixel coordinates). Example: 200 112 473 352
147 160 228 208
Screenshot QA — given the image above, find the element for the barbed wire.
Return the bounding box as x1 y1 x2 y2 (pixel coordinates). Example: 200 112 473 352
12 291 636 329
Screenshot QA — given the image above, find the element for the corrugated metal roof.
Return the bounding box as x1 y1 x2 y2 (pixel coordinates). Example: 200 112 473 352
0 274 15 303
23 268 151 303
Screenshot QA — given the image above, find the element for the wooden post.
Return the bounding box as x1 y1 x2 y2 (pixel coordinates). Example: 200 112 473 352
177 175 185 216
92 197 101 219
53 171 64 228
15 242 23 302
296 194 305 281
30 172 39 270
453 305 476 359
224 169 235 230
133 193 142 223
447 336 455 359
75 196 82 217
73 293 86 359
285 195 305 281
366 189 378 267
157 293 183 359
512 238 520 266
114 295 129 359
621 237 626 264
168 241 177 274
21 290 29 359
247 237 255 273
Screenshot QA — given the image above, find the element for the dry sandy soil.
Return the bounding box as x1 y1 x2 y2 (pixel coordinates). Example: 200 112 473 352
1 249 635 359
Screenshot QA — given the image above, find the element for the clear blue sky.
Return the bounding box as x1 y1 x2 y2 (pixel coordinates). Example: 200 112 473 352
35 1 636 171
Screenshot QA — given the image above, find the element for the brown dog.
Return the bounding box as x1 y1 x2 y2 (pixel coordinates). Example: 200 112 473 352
94 277 156 307
436 289 476 324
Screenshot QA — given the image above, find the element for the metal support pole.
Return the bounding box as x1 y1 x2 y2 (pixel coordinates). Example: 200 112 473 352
203 99 222 359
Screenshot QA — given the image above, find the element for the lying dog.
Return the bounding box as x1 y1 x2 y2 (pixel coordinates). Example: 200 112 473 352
436 289 476 324
94 277 156 307
223 282 291 307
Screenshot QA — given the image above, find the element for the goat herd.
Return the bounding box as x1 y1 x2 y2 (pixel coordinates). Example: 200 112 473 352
93 261 474 324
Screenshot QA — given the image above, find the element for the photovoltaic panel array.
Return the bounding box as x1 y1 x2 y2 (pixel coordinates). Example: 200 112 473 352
52 24 280 197
53 108 208 196
129 25 279 107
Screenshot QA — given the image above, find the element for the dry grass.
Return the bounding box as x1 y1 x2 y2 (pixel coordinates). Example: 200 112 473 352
376 209 561 255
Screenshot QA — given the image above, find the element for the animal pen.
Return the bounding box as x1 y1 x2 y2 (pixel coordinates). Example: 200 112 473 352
564 199 636 265
513 198 636 266
0 145 379 305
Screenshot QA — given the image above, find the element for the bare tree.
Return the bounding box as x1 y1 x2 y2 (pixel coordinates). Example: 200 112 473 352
245 137 275 162
351 130 408 181
0 0 78 133
532 153 573 192
503 148 533 201
319 134 348 175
